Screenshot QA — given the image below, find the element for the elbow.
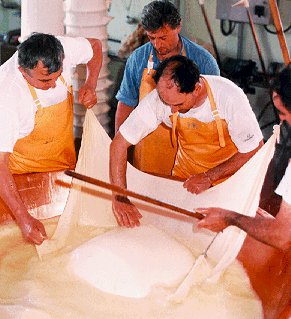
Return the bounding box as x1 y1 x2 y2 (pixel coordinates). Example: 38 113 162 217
109 133 130 165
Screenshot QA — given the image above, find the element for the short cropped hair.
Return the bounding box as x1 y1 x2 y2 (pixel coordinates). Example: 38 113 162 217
141 0 181 32
18 33 64 74
153 55 200 93
270 64 291 111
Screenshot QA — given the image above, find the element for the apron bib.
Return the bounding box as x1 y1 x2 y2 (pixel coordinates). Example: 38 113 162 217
9 76 76 174
171 78 238 183
133 49 185 175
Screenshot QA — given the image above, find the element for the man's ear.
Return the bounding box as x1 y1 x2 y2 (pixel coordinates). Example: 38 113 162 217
194 82 202 94
18 66 27 76
18 66 31 81
177 22 182 33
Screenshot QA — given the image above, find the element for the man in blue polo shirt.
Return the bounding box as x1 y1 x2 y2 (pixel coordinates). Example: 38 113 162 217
115 0 219 175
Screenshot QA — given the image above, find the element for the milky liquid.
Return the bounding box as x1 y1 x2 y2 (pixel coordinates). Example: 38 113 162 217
0 218 263 319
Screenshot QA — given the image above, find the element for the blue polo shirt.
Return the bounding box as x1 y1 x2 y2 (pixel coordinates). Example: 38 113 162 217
116 35 220 107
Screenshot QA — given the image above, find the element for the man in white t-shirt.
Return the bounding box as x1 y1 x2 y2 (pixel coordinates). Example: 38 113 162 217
198 64 291 252
0 33 103 245
110 55 263 228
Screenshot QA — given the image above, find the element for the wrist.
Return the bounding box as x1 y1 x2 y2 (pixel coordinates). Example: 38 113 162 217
14 210 33 227
114 194 130 204
224 211 239 227
203 171 212 185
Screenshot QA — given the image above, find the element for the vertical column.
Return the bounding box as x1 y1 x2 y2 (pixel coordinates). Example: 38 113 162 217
21 0 64 40
64 0 113 137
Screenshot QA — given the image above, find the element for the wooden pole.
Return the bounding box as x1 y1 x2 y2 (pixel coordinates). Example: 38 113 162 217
269 0 291 65
198 0 222 68
65 170 204 220
246 9 268 82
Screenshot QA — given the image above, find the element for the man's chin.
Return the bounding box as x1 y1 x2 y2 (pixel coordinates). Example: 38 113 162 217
35 86 51 90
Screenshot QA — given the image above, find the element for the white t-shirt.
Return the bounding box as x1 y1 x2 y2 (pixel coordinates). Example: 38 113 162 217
0 36 93 153
276 160 291 205
120 75 263 153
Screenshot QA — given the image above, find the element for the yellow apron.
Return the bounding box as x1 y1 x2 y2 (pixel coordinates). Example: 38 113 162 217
9 76 76 174
171 78 238 183
133 49 185 176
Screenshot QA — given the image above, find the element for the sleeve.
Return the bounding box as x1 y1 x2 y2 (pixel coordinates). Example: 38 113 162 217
119 91 162 145
275 161 291 205
0 107 19 153
59 36 93 66
202 58 220 76
222 82 263 153
115 53 140 107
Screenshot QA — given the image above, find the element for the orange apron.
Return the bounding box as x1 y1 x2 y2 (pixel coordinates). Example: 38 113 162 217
9 76 76 174
133 49 185 176
171 78 238 183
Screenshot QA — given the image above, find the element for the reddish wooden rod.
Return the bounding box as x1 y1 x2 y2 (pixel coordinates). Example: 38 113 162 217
269 0 291 65
198 0 222 68
65 170 204 220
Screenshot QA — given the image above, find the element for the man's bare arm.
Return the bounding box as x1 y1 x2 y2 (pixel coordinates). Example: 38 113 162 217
197 202 291 252
78 38 103 109
109 132 142 226
0 152 47 244
184 140 264 194
114 101 134 134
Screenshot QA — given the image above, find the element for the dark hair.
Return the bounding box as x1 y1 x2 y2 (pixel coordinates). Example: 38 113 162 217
141 0 181 32
18 33 64 74
270 64 291 111
153 55 200 93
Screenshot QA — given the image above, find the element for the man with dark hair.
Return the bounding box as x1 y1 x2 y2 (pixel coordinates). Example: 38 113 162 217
197 64 291 252
115 0 219 172
259 65 291 216
0 33 103 245
110 55 263 227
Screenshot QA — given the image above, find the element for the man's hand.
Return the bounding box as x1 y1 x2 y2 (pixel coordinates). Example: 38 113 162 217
196 207 232 232
183 172 212 194
78 84 97 109
112 195 143 227
17 213 48 245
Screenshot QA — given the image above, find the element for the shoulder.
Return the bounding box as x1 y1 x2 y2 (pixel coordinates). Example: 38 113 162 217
139 88 160 106
0 56 26 98
182 36 212 58
182 36 219 75
205 75 245 95
127 42 152 63
57 36 92 55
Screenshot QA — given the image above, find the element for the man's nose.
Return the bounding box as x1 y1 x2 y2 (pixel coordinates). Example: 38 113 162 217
154 39 161 49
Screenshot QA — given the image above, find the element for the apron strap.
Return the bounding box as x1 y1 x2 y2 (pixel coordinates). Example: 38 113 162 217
27 82 42 110
202 77 226 147
147 52 154 74
181 47 186 57
59 75 73 94
171 111 179 147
